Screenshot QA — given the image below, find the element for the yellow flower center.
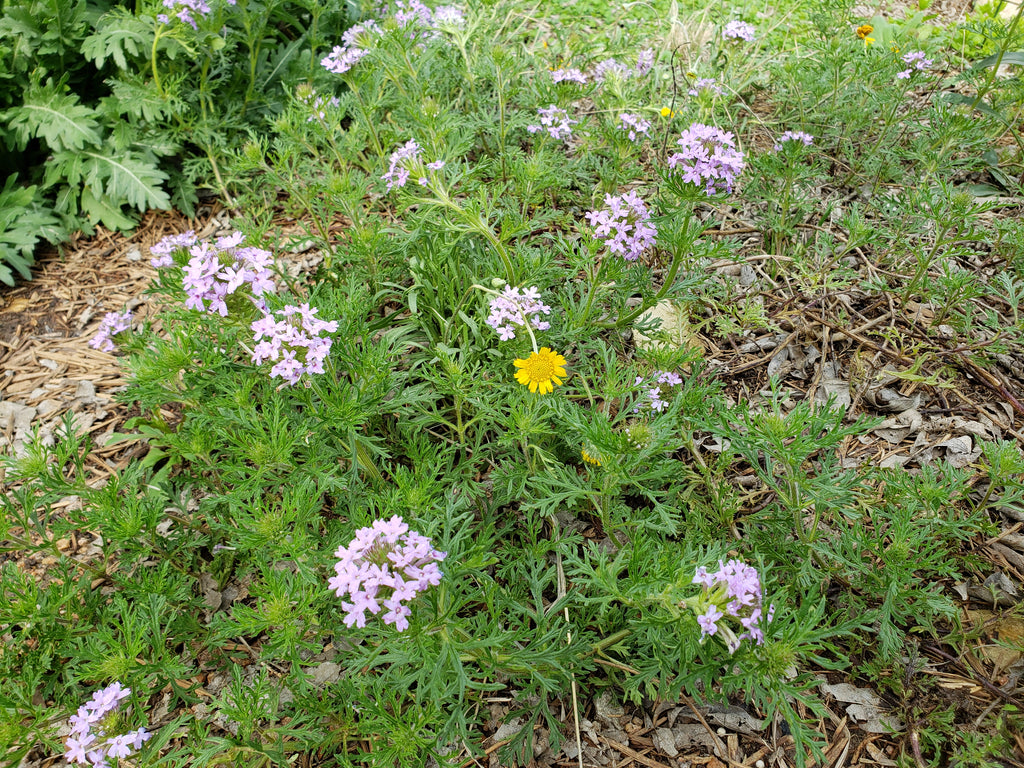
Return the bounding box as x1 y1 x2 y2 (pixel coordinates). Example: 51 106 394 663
856 24 873 39
513 347 567 395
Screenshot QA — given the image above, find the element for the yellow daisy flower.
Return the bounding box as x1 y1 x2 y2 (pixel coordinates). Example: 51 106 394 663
660 106 675 118
856 24 875 45
513 347 567 394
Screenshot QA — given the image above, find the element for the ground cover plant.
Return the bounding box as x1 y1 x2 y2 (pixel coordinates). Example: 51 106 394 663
3 0 1024 766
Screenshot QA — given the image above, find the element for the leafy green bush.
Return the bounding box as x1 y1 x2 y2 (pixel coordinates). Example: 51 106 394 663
0 174 64 285
0 0 351 264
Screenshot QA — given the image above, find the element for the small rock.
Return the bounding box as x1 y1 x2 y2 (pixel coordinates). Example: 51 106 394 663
0 401 37 431
493 718 524 742
36 399 63 416
654 728 679 757
309 662 341 687
74 380 97 402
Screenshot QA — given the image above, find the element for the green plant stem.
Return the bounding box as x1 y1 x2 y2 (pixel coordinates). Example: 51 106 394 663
151 25 166 98
970 0 1024 112
578 255 609 327
594 245 687 329
348 81 384 159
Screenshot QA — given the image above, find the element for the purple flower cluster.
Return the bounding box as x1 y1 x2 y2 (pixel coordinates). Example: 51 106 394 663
89 310 133 353
773 130 813 151
486 286 552 341
592 58 630 83
321 20 383 75
693 559 774 653
592 50 652 83
432 5 466 27
179 232 275 316
723 20 756 41
688 77 723 97
321 44 369 74
585 190 658 261
250 303 338 386
392 0 435 28
158 0 207 28
157 0 234 28
550 67 588 85
897 51 933 79
382 140 422 191
150 231 198 268
328 515 446 631
372 1 464 32
527 105 578 141
381 141 445 191
635 48 654 76
634 370 683 413
618 113 651 142
667 123 745 196
65 683 151 766
301 90 341 122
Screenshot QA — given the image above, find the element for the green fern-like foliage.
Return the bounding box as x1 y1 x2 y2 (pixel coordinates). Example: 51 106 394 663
0 175 64 286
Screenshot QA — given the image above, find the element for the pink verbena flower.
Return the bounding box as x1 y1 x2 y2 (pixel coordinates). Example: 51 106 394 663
592 57 630 83
181 232 275 316
159 0 210 29
89 310 133 353
433 5 465 27
688 77 723 97
723 20 755 41
618 113 651 142
527 105 577 141
550 68 588 85
382 140 423 191
486 285 552 341
250 303 338 386
150 231 198 268
773 130 814 151
328 515 446 631
635 48 654 76
65 683 151 767
633 370 683 412
896 51 933 79
393 0 434 29
301 89 341 122
321 44 368 74
586 190 657 261
667 123 745 196
692 559 774 653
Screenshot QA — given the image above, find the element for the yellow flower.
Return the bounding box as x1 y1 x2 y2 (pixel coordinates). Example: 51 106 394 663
581 447 602 466
660 106 675 118
856 24 873 39
513 347 567 394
